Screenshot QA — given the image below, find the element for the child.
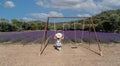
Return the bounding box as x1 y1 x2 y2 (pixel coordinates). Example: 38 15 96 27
54 33 64 51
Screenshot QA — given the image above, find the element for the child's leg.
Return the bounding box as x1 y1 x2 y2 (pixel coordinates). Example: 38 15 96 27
56 42 62 51
57 46 62 51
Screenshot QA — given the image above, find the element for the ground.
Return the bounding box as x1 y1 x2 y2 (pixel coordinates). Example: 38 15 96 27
0 43 120 66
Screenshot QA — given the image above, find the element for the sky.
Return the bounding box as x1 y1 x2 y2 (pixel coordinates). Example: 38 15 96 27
0 0 120 21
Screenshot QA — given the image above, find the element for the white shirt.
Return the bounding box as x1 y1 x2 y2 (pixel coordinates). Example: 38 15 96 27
56 40 62 46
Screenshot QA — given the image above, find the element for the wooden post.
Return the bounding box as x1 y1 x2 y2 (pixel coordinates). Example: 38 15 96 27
81 20 85 43
88 19 92 48
74 22 77 43
40 17 49 54
89 17 103 56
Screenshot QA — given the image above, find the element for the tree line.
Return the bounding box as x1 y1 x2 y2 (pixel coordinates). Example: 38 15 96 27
0 19 45 32
0 9 120 33
0 18 91 32
93 9 120 33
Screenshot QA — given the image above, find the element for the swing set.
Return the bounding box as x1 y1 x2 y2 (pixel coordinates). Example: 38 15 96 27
39 16 103 56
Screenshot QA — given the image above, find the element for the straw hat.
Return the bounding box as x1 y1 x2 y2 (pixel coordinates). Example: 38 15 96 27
55 33 63 38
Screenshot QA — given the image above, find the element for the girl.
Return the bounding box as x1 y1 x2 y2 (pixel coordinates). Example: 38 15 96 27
54 33 64 51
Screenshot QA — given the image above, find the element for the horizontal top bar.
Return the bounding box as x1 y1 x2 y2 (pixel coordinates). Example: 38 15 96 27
48 16 91 18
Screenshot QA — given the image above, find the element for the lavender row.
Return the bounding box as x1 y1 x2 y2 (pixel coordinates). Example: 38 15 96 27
0 30 120 43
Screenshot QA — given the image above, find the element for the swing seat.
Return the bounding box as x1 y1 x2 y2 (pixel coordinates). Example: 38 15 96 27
71 46 77 49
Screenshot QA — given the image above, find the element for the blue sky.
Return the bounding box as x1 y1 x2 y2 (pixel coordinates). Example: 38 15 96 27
0 0 120 21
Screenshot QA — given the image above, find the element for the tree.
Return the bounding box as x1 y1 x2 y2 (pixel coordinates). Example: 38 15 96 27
28 22 38 30
11 19 23 31
0 18 9 23
94 9 120 33
0 21 17 32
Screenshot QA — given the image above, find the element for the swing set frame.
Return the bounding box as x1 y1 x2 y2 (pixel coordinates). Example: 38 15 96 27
39 16 103 56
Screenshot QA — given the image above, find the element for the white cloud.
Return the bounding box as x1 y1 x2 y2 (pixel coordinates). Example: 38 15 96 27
36 0 120 14
4 1 15 8
29 11 64 19
74 0 99 13
99 0 120 10
101 0 120 7
77 14 91 17
36 0 84 10
22 17 36 22
48 11 63 17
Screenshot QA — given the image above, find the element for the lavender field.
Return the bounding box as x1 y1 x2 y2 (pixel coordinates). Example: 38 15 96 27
0 30 120 44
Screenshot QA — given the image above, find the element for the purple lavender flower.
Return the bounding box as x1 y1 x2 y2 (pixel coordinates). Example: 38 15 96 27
0 30 120 44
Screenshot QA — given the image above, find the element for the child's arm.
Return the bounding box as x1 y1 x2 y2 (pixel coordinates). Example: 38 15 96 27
54 36 57 40
60 36 64 40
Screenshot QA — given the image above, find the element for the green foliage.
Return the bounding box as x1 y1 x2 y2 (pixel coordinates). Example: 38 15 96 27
0 18 46 32
0 19 18 32
0 18 9 23
0 9 120 33
93 9 120 33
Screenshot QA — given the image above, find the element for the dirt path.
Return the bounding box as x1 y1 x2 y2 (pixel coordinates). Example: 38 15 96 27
0 43 120 66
